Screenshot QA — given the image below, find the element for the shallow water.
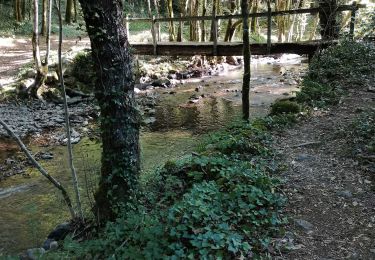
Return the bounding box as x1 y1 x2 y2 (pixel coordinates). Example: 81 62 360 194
0 58 307 254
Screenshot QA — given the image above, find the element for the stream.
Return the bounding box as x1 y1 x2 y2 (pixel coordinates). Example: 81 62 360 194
0 56 307 254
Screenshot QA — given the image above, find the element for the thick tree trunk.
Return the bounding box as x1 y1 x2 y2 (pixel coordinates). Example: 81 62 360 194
65 0 73 24
78 0 140 222
319 0 339 40
241 0 250 121
14 0 23 22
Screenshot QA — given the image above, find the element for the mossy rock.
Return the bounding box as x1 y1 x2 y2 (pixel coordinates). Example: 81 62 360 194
270 100 300 115
71 50 96 90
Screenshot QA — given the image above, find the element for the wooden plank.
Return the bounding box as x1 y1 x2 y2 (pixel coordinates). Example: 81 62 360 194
130 41 334 56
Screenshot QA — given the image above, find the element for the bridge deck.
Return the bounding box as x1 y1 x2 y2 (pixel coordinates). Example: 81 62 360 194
130 41 332 56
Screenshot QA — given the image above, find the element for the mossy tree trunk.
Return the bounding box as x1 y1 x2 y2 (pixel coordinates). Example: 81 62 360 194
78 0 140 222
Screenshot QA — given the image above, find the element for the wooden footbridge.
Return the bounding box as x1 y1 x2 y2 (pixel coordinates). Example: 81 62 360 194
126 2 365 57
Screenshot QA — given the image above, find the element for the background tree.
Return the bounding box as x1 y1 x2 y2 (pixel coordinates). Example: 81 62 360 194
242 0 250 121
65 0 73 24
78 0 140 222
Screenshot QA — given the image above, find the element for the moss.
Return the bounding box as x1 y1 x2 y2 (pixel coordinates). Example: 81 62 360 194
71 50 96 91
270 100 300 115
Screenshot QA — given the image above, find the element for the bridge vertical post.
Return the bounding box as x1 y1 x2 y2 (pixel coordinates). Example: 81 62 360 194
177 13 183 42
211 2 218 56
151 15 157 55
349 1 357 40
267 1 272 55
125 15 129 40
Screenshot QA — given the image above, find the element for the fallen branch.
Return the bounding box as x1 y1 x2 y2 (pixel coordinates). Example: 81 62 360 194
0 119 76 219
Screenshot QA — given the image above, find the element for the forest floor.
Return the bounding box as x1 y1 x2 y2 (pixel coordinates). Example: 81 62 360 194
1 36 374 258
274 88 375 259
0 36 90 87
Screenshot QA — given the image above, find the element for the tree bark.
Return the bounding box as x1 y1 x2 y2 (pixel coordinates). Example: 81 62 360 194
41 0 47 35
242 0 250 121
167 0 176 41
319 0 339 40
78 0 140 222
65 0 73 24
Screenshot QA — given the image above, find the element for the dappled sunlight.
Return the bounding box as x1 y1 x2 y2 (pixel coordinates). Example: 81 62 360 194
0 38 16 48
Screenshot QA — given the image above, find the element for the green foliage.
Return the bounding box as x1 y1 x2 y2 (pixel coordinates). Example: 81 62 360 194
71 50 96 90
307 41 375 87
349 110 375 156
270 100 300 116
297 41 375 108
50 122 285 259
255 114 298 130
296 79 342 108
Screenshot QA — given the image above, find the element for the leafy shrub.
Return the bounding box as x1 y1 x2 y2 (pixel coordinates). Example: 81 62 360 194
296 79 343 108
270 100 300 115
297 41 375 108
308 41 375 87
71 50 96 90
349 110 375 155
51 122 285 259
255 114 298 130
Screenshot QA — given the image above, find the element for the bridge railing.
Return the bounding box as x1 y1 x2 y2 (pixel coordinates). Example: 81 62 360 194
125 2 365 56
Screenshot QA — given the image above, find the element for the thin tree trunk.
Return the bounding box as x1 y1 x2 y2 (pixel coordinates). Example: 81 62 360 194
54 0 84 220
153 0 161 41
251 0 258 34
242 0 250 121
210 0 218 41
41 0 47 35
224 0 236 42
32 0 41 70
201 0 207 41
78 0 140 222
30 0 48 98
45 0 52 63
0 120 76 219
167 0 175 41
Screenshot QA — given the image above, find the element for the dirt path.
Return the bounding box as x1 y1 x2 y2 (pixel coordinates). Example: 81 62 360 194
0 36 90 86
275 89 375 259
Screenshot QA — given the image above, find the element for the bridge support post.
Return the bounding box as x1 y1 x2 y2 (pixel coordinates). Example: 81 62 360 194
211 2 218 56
125 15 129 40
349 1 357 40
266 1 272 55
151 15 157 55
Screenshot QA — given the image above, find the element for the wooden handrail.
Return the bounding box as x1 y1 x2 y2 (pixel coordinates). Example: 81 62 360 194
124 4 365 23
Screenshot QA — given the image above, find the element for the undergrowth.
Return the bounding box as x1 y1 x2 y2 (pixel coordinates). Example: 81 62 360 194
46 121 286 259
346 109 375 173
296 41 375 108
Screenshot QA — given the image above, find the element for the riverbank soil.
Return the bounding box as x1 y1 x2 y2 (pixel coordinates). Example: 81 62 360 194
275 88 375 259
